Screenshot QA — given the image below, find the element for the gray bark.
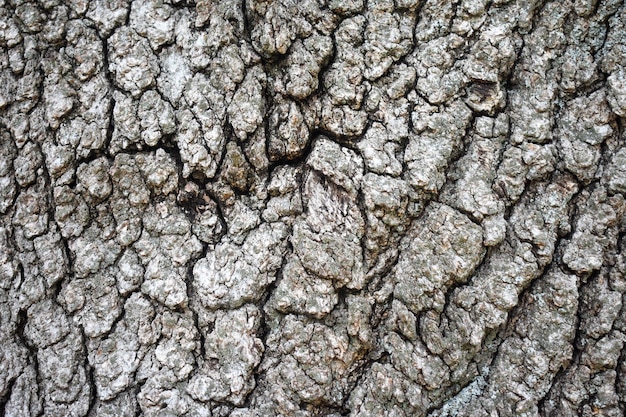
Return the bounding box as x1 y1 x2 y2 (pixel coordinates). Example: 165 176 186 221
1 0 626 416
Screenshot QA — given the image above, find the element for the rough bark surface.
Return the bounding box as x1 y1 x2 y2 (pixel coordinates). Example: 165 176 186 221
1 0 626 416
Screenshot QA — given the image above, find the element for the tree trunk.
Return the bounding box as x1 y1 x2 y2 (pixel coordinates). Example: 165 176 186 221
1 0 626 416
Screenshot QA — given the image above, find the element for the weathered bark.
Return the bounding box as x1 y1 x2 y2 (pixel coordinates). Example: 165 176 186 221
1 0 626 416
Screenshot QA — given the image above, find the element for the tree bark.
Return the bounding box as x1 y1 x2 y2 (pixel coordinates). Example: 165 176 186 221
1 0 626 416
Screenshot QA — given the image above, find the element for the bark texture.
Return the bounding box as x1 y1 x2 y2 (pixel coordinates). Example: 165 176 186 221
1 0 626 416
